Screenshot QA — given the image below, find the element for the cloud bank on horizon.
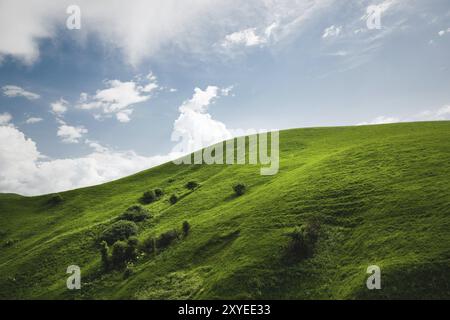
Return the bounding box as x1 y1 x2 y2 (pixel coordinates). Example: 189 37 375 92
0 0 449 195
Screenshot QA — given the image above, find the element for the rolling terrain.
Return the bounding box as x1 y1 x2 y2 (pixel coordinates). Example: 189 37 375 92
0 121 449 299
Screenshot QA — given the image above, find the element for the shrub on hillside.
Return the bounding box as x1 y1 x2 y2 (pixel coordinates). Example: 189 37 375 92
156 229 180 249
48 194 63 206
142 236 157 254
233 183 247 196
100 220 138 245
169 194 179 205
182 221 190 237
141 190 156 204
111 241 128 269
125 236 139 262
287 220 321 259
119 205 151 222
99 240 110 271
154 188 164 198
185 181 199 191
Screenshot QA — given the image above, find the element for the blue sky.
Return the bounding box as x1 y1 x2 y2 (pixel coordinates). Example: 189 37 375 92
0 0 449 195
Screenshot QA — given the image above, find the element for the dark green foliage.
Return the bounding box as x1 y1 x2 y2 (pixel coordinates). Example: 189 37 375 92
119 205 151 222
185 181 199 191
48 194 63 206
99 241 110 271
154 188 164 198
233 183 246 196
287 220 321 259
182 221 190 237
156 230 180 249
111 241 128 268
142 236 157 254
123 265 134 279
169 194 178 205
2 239 18 248
125 237 139 261
141 190 156 204
100 221 138 245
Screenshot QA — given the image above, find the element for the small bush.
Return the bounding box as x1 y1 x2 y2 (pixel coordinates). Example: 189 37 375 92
185 181 199 191
119 205 151 222
2 239 18 248
287 220 320 259
156 229 179 249
233 183 246 196
142 236 157 254
141 190 156 204
123 265 134 279
182 221 190 237
154 188 164 198
169 194 179 205
125 236 139 262
99 241 110 271
111 241 128 269
48 194 63 206
100 221 138 245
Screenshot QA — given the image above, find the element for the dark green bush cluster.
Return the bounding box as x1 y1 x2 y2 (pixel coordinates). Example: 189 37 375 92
48 194 63 206
100 236 139 270
119 205 151 222
185 181 199 191
287 219 321 259
182 221 190 237
169 194 179 205
99 220 138 245
233 183 247 196
140 188 164 204
142 221 190 255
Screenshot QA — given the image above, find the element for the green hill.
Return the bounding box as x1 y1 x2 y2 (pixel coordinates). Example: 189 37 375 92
1 121 449 300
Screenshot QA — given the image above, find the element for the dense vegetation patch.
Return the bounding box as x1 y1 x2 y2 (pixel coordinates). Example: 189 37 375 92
99 221 138 245
119 205 151 222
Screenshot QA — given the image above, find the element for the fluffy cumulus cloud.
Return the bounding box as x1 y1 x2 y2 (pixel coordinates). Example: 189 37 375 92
0 123 179 195
2 85 40 100
51 98 69 115
78 73 158 122
0 0 338 65
171 86 232 154
57 122 88 143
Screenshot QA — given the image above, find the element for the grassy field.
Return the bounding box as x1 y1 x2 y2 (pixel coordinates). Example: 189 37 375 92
0 121 449 300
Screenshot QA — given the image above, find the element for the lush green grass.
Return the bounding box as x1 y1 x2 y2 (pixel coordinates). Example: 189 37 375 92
0 121 449 300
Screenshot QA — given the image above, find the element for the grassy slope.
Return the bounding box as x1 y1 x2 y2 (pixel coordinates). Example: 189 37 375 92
0 121 449 300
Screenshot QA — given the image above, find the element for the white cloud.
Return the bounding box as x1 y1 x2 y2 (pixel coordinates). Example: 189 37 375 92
222 28 266 47
78 74 158 122
0 0 338 65
51 98 69 115
322 25 342 38
438 28 450 36
171 86 232 154
25 117 43 124
57 123 88 143
0 124 180 195
2 85 40 100
0 112 12 125
116 109 133 123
